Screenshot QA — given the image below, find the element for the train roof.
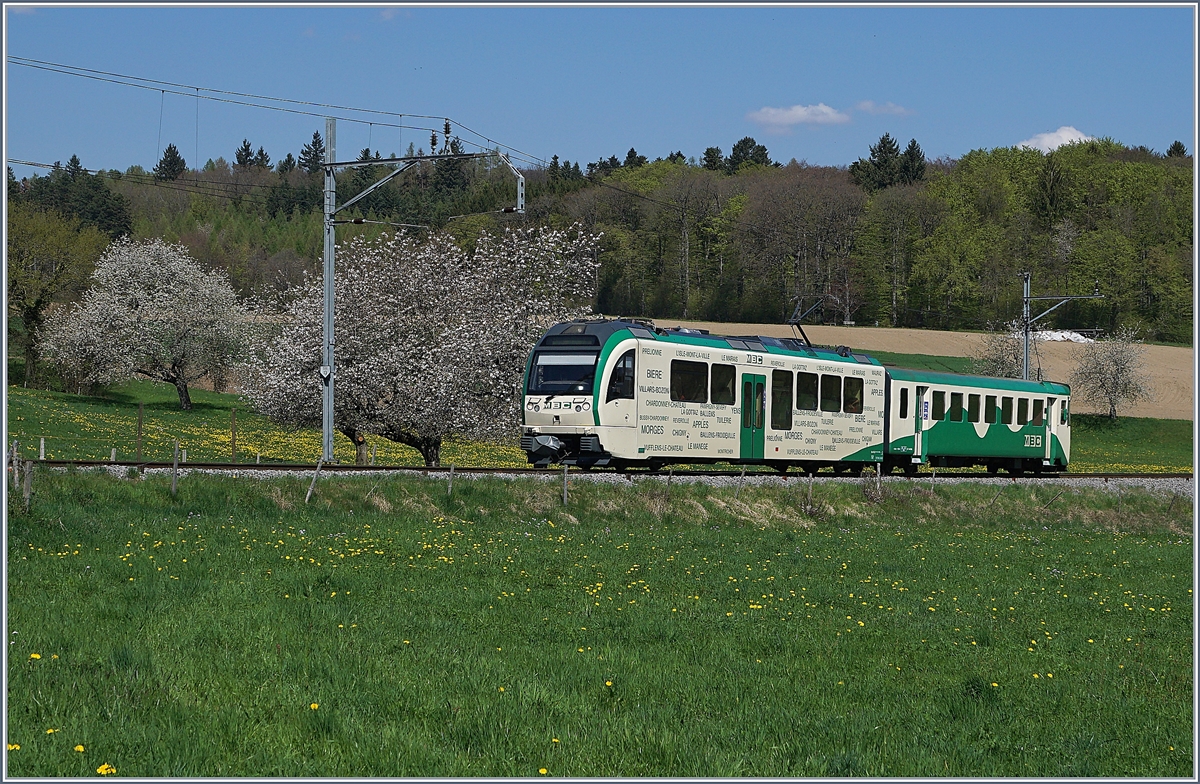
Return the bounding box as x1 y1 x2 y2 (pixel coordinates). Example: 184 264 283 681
539 318 880 366
885 366 1070 394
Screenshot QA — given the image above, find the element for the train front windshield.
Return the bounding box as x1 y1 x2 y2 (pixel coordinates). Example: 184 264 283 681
528 352 599 395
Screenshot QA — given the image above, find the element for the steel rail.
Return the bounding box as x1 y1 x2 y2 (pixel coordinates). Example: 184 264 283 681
30 459 1193 481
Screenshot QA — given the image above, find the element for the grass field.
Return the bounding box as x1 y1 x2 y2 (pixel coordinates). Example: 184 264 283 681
6 378 1193 473
5 468 1193 777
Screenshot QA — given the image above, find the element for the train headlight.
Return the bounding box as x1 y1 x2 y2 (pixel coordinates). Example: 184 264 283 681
575 405 582 412
583 402 591 411
532 404 540 412
526 401 534 410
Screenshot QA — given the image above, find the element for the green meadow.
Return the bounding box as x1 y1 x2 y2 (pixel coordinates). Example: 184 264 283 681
5 468 1192 777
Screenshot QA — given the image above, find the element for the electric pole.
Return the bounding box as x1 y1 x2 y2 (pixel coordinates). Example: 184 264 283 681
318 116 525 461
1019 271 1104 381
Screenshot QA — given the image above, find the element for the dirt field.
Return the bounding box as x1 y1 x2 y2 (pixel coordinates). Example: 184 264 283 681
662 319 1195 421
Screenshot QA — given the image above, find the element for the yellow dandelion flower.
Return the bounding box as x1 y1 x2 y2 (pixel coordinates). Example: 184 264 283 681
1046 673 1052 678
552 738 560 743
45 728 58 734
7 744 19 751
310 703 319 710
29 653 40 660
605 680 612 687
75 745 85 753
51 654 58 660
97 763 116 775
1032 673 1039 678
539 768 548 775
498 686 505 692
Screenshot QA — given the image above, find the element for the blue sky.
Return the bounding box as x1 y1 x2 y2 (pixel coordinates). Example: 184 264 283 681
4 4 1196 179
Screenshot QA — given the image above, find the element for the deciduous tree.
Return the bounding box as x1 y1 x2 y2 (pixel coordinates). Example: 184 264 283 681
6 203 108 387
1069 326 1151 419
40 238 249 409
243 225 600 465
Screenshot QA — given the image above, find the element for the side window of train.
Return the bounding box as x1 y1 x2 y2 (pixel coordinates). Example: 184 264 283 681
968 394 981 423
985 395 998 424
797 372 818 411
949 392 964 422
771 370 793 430
605 349 636 402
843 377 864 414
932 390 946 420
711 364 736 405
1060 399 1069 425
670 360 708 403
899 387 909 419
1001 397 1013 425
1033 399 1044 426
1017 398 1029 425
819 374 841 412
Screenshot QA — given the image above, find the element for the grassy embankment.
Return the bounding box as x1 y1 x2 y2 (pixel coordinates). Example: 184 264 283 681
6 366 1193 472
6 467 1192 777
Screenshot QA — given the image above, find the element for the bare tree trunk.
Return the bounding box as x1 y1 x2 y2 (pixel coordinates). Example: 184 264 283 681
339 426 371 466
172 377 193 410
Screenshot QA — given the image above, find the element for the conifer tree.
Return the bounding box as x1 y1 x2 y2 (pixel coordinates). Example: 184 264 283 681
153 143 187 181
299 131 326 173
1167 140 1188 158
898 139 926 185
235 139 254 168
252 147 271 169
702 146 725 172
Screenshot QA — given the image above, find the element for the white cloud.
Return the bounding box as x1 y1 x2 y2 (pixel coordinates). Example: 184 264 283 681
855 100 913 116
747 103 850 133
1017 126 1094 153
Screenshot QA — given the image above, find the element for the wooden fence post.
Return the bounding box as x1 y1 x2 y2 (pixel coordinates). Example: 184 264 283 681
39 437 45 461
305 460 323 504
447 464 455 496
171 440 180 497
231 408 237 464
22 461 33 513
562 465 569 506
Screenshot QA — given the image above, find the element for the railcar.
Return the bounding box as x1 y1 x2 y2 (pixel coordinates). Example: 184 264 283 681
520 318 1070 475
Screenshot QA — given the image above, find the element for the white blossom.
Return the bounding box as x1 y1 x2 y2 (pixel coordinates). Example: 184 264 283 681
40 237 249 409
242 224 600 464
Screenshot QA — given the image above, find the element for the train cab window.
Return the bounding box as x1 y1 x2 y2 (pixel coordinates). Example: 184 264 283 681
605 349 635 402
742 380 753 429
968 394 981 423
1001 397 1013 425
985 395 998 424
797 372 818 410
1060 400 1069 425
711 364 736 405
899 387 909 419
670 360 708 403
771 370 793 430
1017 398 1029 425
819 374 841 412
844 377 864 414
932 391 946 420
1033 399 1044 426
949 392 964 422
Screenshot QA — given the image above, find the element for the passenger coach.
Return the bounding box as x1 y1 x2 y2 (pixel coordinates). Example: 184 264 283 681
521 318 1070 474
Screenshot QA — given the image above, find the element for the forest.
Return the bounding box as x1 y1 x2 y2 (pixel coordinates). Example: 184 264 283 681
8 129 1194 351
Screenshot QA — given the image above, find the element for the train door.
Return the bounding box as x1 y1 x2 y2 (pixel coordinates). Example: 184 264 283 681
602 348 637 427
1044 396 1055 464
739 373 765 460
912 385 929 464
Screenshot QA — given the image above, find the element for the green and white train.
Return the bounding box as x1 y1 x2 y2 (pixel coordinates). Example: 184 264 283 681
521 318 1071 474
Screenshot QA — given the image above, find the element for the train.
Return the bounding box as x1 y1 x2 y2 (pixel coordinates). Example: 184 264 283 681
520 318 1071 475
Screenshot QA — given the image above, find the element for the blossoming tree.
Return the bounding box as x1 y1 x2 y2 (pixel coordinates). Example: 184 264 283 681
40 238 249 409
242 224 599 465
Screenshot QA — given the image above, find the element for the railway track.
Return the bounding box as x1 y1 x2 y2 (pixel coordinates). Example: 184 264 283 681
30 458 1193 481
